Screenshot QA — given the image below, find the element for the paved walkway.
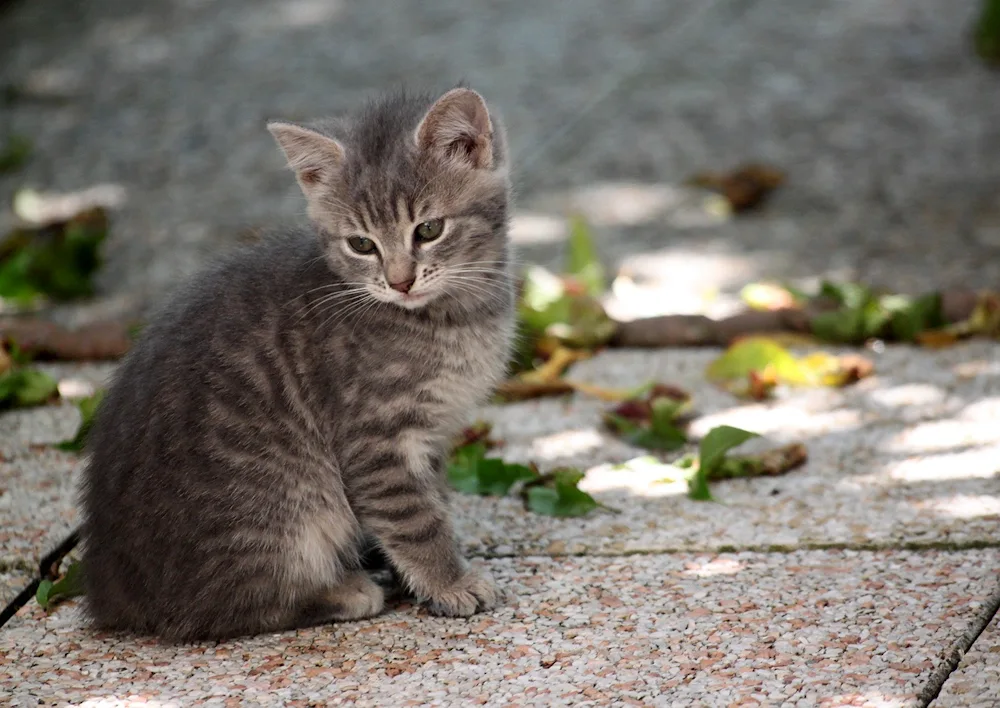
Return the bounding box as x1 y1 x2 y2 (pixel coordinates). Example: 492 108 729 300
2 0 999 705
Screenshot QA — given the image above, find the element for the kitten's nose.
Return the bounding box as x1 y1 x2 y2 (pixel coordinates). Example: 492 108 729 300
389 277 416 294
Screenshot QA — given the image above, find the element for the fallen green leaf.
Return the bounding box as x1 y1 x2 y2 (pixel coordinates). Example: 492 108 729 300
709 442 808 480
519 265 571 332
35 579 53 608
706 337 802 385
56 389 106 452
523 468 600 518
507 318 541 375
5 340 32 366
689 425 759 501
918 291 1000 347
0 367 59 409
603 384 691 449
476 458 539 496
35 561 85 611
884 293 945 342
447 442 488 494
975 0 1000 65
564 215 606 297
518 265 616 351
809 282 946 344
0 208 107 305
604 412 686 451
0 134 31 173
699 426 760 475
706 337 873 398
818 281 870 310
447 442 539 496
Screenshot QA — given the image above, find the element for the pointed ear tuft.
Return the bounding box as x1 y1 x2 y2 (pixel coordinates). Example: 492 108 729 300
415 88 494 169
267 121 345 191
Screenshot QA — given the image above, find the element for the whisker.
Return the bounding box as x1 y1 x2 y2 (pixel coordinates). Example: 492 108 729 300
446 277 508 306
316 292 375 334
293 288 370 322
285 280 375 312
348 297 384 340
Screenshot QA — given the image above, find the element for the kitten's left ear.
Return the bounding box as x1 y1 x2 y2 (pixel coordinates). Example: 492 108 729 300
415 88 495 170
267 121 345 193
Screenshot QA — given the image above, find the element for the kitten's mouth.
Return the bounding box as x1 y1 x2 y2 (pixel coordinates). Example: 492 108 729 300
394 291 432 309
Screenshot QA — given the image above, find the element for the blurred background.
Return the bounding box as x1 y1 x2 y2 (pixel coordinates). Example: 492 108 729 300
1 0 998 323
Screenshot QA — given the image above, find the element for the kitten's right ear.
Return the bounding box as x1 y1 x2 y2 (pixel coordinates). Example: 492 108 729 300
415 88 495 170
267 121 345 193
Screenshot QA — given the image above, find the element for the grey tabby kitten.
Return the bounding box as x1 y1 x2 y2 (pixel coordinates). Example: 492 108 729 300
80 87 516 641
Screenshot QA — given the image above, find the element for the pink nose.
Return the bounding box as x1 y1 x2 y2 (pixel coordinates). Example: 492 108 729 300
389 277 416 294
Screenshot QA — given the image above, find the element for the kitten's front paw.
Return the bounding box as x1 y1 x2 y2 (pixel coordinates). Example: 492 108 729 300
426 568 500 617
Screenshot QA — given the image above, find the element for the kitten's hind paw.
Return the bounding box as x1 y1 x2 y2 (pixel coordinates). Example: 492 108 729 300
297 571 386 628
426 568 500 618
328 571 386 620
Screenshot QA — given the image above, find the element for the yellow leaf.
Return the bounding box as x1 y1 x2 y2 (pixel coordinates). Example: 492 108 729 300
706 337 803 386
564 380 641 402
740 283 800 312
707 337 873 398
519 346 590 384
732 332 820 348
916 329 961 349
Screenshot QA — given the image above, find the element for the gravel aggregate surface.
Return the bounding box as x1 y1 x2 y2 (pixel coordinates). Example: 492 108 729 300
4 344 999 566
1 0 999 313
0 570 34 606
933 610 1000 708
3 551 999 707
2 0 1000 702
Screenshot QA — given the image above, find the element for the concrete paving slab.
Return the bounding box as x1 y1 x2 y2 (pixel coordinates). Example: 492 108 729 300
461 342 1000 555
1 570 34 607
2 550 997 707
933 610 1000 708
0 363 112 564
1 0 998 315
1 0 998 701
4 345 999 565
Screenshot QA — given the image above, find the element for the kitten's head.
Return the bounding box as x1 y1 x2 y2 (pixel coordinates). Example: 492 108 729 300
268 88 511 311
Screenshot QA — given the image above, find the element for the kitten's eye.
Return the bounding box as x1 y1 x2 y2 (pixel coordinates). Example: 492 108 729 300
347 236 377 254
414 218 444 243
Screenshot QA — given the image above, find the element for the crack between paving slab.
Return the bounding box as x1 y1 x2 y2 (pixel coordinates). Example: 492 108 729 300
471 538 1000 559
0 529 79 630
917 584 1000 707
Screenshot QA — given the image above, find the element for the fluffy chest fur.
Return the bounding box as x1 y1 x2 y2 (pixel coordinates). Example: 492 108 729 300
328 301 514 478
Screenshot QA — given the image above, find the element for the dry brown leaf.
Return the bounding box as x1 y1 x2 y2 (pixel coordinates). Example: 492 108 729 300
494 379 575 402
0 319 132 360
743 442 809 477
836 354 875 385
747 368 779 401
453 421 503 450
688 163 786 212
711 442 809 480
0 343 11 374
915 329 961 349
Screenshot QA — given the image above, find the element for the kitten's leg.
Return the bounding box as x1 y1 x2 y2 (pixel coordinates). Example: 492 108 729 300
348 449 499 617
358 533 391 571
293 570 386 628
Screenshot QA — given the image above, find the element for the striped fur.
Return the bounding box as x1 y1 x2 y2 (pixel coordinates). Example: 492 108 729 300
79 88 515 640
